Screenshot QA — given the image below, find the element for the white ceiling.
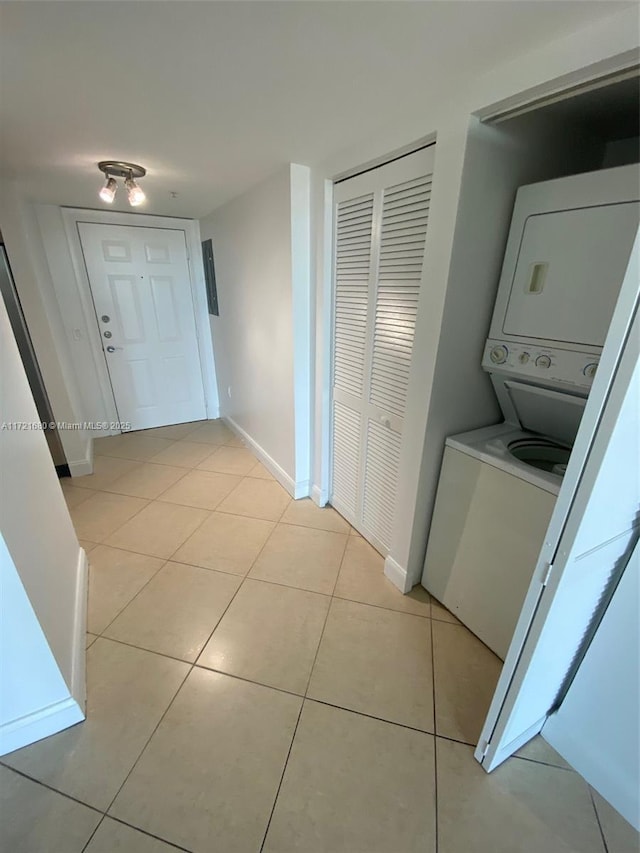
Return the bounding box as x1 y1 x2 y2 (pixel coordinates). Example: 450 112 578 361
0 1 632 219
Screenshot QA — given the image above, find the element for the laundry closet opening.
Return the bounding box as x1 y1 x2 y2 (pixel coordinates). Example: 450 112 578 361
420 72 639 662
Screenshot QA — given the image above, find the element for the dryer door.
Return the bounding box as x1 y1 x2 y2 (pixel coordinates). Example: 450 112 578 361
503 202 639 347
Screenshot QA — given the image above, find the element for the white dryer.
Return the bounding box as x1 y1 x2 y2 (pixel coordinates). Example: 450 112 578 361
422 164 640 660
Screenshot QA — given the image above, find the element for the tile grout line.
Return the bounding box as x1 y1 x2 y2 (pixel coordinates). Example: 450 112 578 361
100 663 194 822
588 785 611 853
254 529 349 852
82 813 194 853
72 492 154 548
258 701 305 853
80 815 105 853
430 606 440 853
90 558 169 639
189 498 289 669
0 761 104 815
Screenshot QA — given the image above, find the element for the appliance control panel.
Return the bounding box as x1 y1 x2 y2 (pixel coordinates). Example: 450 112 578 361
482 338 598 390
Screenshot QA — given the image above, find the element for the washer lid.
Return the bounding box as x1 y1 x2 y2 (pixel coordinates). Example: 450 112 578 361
502 380 586 445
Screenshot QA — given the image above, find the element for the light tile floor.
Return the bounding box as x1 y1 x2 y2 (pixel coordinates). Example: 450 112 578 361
2 420 637 852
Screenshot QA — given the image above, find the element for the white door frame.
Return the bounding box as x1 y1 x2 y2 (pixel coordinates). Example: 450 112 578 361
60 208 218 435
475 228 639 771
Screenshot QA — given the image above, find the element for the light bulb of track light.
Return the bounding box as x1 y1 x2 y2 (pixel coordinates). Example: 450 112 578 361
125 177 146 207
99 176 117 203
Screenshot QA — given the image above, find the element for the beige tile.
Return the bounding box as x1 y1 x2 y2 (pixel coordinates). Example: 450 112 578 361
79 539 98 553
0 765 101 853
148 440 214 469
281 497 351 533
87 545 164 634
249 524 347 594
218 477 291 521
85 818 178 853
432 620 502 744
591 788 640 853
86 632 98 648
70 455 142 491
172 511 275 575
197 444 258 475
103 461 186 499
158 468 241 510
105 501 209 558
431 596 461 625
437 739 606 853
308 598 434 732
109 668 302 853
516 735 572 770
350 527 362 536
184 419 235 445
263 701 436 853
70 492 148 543
5 639 189 810
199 579 330 693
225 434 246 447
94 432 175 461
247 460 275 480
60 480 95 508
335 536 431 617
105 561 241 661
141 421 205 440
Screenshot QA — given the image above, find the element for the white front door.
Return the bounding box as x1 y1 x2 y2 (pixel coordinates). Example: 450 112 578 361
78 223 207 431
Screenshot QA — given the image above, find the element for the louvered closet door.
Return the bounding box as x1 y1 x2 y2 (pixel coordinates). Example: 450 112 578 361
331 147 435 554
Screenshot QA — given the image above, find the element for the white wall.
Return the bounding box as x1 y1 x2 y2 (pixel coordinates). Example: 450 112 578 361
310 5 640 589
544 543 639 830
0 296 85 753
0 533 83 755
200 164 312 496
0 183 91 472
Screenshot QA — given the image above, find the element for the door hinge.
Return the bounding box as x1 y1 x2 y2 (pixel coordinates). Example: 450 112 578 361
541 562 554 587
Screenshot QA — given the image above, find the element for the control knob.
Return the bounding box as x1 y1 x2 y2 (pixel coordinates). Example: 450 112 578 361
535 354 552 369
583 362 598 379
490 345 508 365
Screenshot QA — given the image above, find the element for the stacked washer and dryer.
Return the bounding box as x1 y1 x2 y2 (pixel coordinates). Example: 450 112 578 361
422 163 640 660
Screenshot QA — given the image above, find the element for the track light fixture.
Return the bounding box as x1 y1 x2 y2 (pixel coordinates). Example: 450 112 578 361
99 176 117 204
97 161 147 207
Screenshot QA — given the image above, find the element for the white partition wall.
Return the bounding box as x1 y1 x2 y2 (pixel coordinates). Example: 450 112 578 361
0 296 86 754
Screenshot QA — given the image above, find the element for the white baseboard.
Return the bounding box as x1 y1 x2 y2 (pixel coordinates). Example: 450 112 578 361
68 436 94 477
223 417 302 499
384 555 413 594
311 485 329 507
70 548 89 709
0 696 84 757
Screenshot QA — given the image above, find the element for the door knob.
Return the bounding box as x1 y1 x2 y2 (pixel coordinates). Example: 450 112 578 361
106 345 123 353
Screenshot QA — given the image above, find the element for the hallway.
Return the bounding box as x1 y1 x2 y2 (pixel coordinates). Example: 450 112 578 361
0 422 629 852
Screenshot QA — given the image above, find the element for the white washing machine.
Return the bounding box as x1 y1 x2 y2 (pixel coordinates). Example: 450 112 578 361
422 163 640 660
